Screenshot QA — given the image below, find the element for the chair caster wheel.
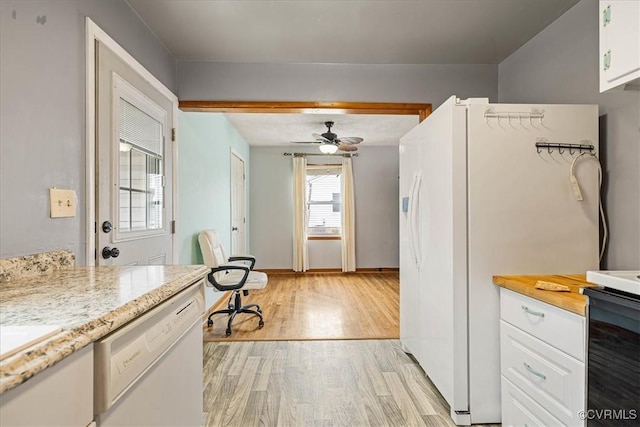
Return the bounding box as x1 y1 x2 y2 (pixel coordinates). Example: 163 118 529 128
207 319 213 327
225 329 232 336
258 320 264 329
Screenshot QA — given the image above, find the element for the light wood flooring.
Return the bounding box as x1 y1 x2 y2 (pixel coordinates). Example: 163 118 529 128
203 272 399 341
201 273 500 426
203 340 500 427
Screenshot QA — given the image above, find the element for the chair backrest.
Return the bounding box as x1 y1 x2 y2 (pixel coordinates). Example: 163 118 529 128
198 230 228 268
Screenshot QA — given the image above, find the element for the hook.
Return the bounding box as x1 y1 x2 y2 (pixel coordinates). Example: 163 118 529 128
559 146 565 155
569 146 575 155
547 145 553 154
536 146 543 154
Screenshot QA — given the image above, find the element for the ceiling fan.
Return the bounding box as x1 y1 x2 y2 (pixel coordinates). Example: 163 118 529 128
291 121 364 153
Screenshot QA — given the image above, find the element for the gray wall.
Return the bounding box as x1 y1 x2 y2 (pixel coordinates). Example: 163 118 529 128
0 0 176 263
499 0 640 269
181 62 499 268
250 146 400 269
178 62 498 107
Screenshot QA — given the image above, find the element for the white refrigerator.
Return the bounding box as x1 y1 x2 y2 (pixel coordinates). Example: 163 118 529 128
399 96 600 425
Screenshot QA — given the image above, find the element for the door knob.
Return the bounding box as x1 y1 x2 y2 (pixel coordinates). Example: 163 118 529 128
102 246 120 259
102 221 113 233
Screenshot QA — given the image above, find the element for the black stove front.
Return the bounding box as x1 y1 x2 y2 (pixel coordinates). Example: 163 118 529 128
584 287 640 427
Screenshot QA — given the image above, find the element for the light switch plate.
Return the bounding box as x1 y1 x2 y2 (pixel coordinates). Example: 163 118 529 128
50 188 76 218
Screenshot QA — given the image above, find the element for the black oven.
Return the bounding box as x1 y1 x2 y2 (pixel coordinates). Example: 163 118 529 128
584 287 640 426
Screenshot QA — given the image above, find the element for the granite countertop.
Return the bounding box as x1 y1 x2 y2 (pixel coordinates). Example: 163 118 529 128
0 265 209 394
493 274 599 316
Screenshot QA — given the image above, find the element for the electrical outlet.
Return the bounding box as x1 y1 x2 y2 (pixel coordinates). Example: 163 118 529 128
50 188 76 218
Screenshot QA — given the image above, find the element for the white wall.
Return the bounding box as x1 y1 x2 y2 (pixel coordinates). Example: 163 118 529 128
499 0 640 269
0 0 176 263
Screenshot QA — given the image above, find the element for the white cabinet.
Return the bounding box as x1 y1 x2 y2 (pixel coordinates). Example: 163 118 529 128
599 0 640 92
0 345 94 426
499 288 586 427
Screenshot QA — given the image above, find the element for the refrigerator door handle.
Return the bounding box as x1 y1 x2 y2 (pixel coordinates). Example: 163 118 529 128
407 172 418 264
410 171 423 267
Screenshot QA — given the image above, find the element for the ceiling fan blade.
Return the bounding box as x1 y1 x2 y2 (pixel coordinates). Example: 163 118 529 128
312 133 331 143
290 141 321 144
338 144 358 152
336 137 363 145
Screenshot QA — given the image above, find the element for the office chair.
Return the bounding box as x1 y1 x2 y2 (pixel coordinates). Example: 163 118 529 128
198 230 267 336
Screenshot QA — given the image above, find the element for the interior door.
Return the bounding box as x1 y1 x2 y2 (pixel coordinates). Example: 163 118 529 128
96 41 174 266
230 152 246 255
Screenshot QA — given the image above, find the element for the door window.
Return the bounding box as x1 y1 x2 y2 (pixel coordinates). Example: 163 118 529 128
113 74 167 241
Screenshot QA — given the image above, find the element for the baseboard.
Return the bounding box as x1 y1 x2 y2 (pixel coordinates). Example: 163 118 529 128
260 268 399 275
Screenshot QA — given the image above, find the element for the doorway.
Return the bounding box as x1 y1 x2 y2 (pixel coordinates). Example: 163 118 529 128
86 19 179 266
230 150 246 255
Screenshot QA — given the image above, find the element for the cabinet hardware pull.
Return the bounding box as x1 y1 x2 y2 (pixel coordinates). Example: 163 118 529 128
521 305 545 317
523 362 547 380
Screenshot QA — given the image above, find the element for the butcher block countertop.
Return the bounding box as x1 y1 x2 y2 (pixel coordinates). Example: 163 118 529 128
493 274 599 316
0 265 209 394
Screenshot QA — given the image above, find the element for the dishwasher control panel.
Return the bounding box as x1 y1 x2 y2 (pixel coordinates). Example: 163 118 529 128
94 280 205 413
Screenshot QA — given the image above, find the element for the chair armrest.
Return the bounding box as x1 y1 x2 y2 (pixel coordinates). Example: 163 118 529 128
206 265 250 292
228 255 256 270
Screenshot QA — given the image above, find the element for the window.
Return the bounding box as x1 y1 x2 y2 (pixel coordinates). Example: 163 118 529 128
306 165 341 237
117 97 164 233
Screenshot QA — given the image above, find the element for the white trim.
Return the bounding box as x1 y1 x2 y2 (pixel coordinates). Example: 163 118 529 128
230 149 247 254
85 18 178 265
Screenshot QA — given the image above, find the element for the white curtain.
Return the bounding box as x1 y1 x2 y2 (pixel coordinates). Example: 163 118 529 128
341 157 356 272
292 156 308 272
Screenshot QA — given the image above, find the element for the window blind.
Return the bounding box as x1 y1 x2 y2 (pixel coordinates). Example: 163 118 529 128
306 167 341 234
119 98 163 156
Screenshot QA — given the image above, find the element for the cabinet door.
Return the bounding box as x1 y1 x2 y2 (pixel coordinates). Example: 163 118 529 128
0 346 93 426
600 0 640 91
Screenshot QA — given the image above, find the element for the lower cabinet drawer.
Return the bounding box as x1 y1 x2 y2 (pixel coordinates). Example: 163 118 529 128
501 320 585 426
500 288 585 361
502 376 568 427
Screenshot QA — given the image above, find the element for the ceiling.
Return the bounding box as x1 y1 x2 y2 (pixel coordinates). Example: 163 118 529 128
224 113 420 147
127 0 580 147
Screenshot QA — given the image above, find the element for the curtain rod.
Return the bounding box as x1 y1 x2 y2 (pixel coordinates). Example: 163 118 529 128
283 152 358 157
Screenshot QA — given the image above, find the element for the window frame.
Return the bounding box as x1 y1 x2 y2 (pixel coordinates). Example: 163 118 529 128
305 164 342 239
112 73 168 243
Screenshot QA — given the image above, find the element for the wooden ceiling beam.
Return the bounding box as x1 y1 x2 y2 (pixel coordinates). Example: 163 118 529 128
179 101 432 122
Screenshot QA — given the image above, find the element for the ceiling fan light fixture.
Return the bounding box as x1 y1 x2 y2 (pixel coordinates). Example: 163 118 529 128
319 143 338 154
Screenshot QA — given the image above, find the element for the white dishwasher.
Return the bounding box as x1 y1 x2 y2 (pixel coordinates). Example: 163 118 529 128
94 280 205 427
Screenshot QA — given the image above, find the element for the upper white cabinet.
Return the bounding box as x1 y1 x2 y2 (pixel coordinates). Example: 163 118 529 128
599 0 640 92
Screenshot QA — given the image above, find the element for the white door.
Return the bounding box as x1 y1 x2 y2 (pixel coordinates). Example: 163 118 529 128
230 152 246 255
96 41 175 266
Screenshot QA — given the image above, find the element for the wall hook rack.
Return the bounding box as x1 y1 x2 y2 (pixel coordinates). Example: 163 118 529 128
484 108 545 125
534 139 594 155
